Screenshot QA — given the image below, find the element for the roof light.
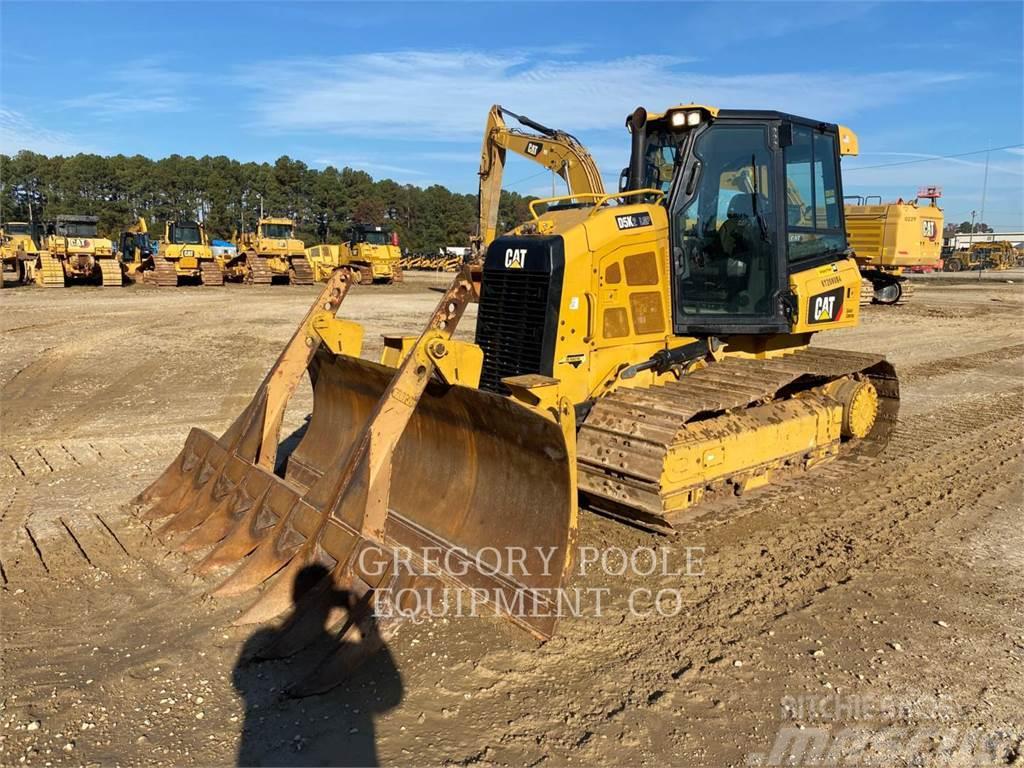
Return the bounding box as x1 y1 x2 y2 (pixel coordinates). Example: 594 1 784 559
686 111 701 126
670 111 687 127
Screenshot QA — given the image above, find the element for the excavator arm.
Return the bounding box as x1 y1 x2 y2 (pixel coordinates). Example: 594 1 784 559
473 104 605 258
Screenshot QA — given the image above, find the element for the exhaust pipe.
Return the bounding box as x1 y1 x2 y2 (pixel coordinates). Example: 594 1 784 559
626 107 648 191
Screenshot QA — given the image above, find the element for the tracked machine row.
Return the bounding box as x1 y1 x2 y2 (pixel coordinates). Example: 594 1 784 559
132 102 899 693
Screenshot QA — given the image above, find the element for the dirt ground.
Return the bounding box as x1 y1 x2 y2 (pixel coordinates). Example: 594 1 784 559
1 271 1022 767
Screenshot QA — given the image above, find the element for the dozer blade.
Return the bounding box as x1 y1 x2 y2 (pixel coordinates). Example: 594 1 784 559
130 268 577 693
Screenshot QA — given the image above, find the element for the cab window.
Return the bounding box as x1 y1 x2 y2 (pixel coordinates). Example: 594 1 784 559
784 127 844 261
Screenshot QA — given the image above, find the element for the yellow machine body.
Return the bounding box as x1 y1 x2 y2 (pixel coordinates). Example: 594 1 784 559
944 240 1019 272
133 104 898 687
845 198 944 270
1 222 39 286
228 217 314 285
307 224 402 284
37 215 120 287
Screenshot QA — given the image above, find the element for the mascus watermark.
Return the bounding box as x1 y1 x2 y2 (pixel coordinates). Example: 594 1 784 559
748 693 1019 766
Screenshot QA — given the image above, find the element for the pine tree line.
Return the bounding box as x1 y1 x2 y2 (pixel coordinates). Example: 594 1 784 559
0 151 535 252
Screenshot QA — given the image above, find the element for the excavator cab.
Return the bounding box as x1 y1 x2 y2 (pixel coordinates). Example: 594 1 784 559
626 106 852 335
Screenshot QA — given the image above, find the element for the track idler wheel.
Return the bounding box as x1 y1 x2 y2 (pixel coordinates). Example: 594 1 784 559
827 377 880 439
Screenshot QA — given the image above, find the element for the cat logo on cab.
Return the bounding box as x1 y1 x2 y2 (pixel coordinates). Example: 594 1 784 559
504 248 527 269
808 287 844 324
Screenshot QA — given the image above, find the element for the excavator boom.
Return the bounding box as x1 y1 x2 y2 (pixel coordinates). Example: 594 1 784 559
474 104 605 258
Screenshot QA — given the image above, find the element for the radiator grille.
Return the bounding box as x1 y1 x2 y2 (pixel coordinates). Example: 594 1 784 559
476 270 551 393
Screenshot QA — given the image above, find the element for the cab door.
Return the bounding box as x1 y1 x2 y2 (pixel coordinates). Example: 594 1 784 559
668 119 789 336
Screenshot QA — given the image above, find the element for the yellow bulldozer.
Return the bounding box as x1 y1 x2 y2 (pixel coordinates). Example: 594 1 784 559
1 221 40 287
224 217 314 285
843 187 944 304
119 217 224 286
306 223 404 284
36 215 121 287
133 104 898 693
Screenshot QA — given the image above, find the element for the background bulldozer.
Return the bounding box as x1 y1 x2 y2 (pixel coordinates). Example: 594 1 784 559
306 223 403 284
120 218 224 286
134 103 898 692
37 215 121 287
225 217 313 285
843 187 944 305
1 221 40 287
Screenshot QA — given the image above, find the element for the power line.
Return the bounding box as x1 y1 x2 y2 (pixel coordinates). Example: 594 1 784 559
846 144 1023 171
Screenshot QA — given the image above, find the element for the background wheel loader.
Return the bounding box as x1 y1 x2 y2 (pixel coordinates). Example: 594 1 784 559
1 221 40 287
119 218 224 286
843 187 944 305
37 215 121 287
225 217 314 285
133 103 898 693
306 224 404 284
943 240 1018 272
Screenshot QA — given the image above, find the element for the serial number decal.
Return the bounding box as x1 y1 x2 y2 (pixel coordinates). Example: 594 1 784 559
615 212 653 230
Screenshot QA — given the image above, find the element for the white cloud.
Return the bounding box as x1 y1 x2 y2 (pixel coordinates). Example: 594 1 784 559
0 109 96 155
62 58 192 117
235 51 968 139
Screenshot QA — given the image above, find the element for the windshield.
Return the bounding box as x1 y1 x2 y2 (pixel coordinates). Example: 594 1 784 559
261 223 293 239
170 223 201 244
5 223 30 235
360 230 390 245
61 222 99 237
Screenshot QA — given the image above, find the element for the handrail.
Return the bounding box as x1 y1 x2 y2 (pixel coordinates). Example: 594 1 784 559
527 188 665 221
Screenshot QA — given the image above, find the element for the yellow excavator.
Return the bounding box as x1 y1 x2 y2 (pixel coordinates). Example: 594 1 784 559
133 104 897 693
225 217 314 285
844 187 944 304
306 223 404 284
1 221 40 286
119 218 224 286
473 104 605 260
37 215 121 287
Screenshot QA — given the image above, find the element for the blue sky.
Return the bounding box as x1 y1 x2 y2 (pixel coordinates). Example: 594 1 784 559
2 1 1022 228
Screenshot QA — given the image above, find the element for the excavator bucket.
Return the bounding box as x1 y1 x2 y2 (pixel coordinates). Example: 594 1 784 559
131 270 577 694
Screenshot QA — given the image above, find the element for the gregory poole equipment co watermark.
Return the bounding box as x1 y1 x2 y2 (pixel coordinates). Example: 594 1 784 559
356 544 707 621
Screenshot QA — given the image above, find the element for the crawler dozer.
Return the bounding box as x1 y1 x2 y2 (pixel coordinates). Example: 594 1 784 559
133 104 898 692
37 215 121 287
120 218 224 286
225 217 313 285
1 221 39 286
306 224 403 284
844 187 944 304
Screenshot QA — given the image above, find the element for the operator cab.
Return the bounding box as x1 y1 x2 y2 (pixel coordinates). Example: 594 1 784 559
168 221 202 245
260 221 294 239
626 105 854 335
350 224 396 247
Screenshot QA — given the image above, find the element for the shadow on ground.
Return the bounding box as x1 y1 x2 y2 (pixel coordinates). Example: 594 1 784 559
232 564 403 767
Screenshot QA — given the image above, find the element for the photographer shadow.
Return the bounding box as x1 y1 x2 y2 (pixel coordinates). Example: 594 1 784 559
232 564 403 767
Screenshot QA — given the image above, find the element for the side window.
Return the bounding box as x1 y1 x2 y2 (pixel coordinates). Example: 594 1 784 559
784 127 844 261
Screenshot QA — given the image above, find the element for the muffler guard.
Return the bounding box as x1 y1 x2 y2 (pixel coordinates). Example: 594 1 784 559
130 270 577 692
